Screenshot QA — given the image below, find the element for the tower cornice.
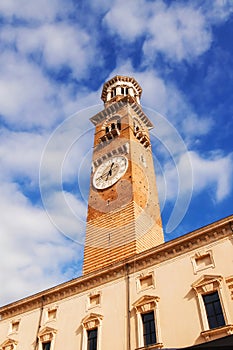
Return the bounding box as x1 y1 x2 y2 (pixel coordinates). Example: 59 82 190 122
101 75 142 102
90 97 153 129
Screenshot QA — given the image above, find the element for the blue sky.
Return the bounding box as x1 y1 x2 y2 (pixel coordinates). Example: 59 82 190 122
0 0 233 305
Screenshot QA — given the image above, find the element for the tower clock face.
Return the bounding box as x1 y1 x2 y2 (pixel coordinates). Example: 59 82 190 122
93 156 128 190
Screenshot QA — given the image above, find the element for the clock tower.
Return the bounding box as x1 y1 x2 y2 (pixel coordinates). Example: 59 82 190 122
83 76 164 274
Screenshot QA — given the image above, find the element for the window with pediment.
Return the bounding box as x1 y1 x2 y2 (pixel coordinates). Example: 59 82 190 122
38 326 57 350
192 274 233 340
133 295 163 349
0 339 18 350
81 313 103 350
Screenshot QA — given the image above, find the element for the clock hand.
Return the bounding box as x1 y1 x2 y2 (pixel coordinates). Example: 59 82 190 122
108 162 114 177
96 166 113 182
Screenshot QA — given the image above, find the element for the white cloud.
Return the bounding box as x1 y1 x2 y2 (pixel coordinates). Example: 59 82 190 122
19 24 94 77
0 0 72 21
103 1 212 62
0 181 82 305
190 151 233 201
103 0 148 40
181 113 213 136
143 5 212 62
159 151 233 203
203 0 233 24
0 129 48 183
0 52 62 128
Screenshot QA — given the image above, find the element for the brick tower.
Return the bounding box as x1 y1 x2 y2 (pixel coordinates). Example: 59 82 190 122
83 76 164 274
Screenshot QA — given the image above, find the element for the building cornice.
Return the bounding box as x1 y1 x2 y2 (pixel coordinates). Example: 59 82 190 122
0 215 232 320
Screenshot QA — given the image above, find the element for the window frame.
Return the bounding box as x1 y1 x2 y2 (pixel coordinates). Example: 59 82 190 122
42 342 51 350
81 313 103 350
87 328 98 350
202 291 225 329
192 274 233 340
38 326 57 350
141 311 157 346
133 295 162 349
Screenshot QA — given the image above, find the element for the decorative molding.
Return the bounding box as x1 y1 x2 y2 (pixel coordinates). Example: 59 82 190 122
38 326 57 342
81 313 103 330
192 275 223 294
135 344 163 350
191 250 215 275
226 276 233 300
101 75 142 101
0 339 18 350
0 338 18 350
136 272 155 293
201 324 233 341
93 142 129 168
133 295 160 314
0 215 232 320
90 97 153 129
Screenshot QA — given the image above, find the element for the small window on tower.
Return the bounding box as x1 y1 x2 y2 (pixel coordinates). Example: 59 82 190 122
121 87 129 96
111 88 116 98
117 121 121 130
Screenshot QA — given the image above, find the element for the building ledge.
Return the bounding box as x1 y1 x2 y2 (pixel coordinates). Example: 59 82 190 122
136 343 163 350
201 324 233 341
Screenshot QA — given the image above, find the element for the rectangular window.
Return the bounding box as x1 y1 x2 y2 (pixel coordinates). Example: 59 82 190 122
87 328 98 350
142 311 156 346
42 342 51 350
111 88 116 98
203 291 225 329
121 87 129 95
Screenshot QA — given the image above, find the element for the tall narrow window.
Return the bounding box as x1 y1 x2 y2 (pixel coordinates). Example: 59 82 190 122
203 291 225 329
121 87 129 95
42 342 51 350
111 88 116 98
87 328 98 350
141 311 156 346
